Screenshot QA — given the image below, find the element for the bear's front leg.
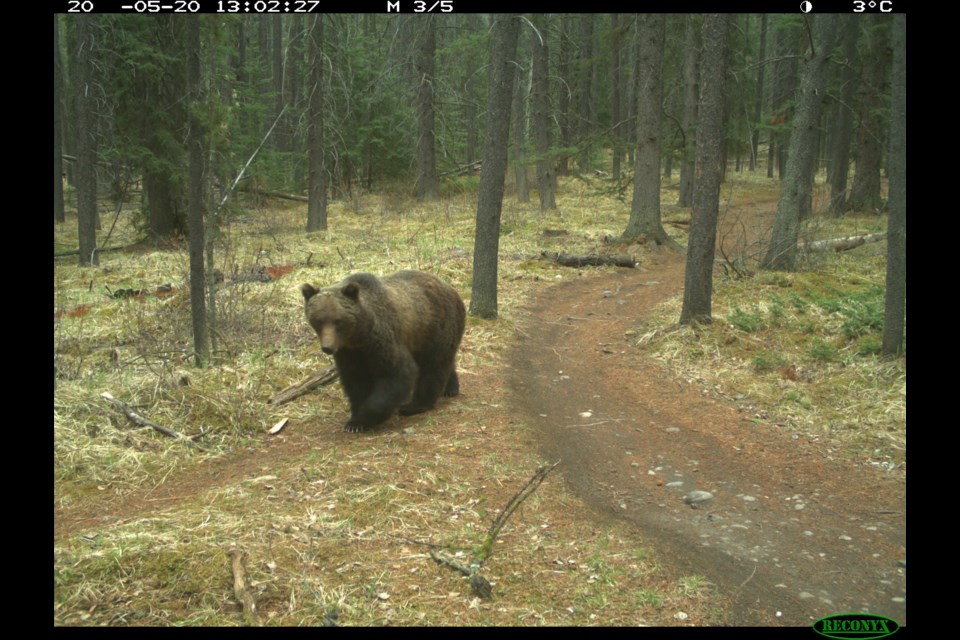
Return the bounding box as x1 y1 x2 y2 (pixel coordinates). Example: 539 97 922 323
345 375 413 432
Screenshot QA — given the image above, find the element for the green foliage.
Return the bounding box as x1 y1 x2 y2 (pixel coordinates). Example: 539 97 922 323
808 338 839 362
806 285 885 338
753 350 785 373
728 306 765 333
726 281 898 362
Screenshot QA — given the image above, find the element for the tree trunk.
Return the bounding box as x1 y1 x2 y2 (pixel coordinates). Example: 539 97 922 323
847 15 890 213
74 14 99 267
186 16 209 367
306 15 327 231
470 15 520 320
556 15 572 176
143 16 186 239
678 16 700 208
576 15 595 173
749 14 767 173
512 30 529 204
272 15 284 151
679 15 729 325
622 14 672 247
769 19 800 180
286 16 305 188
414 16 438 200
54 15 66 224
761 15 840 272
463 15 479 166
531 13 556 211
827 15 858 215
610 14 623 180
882 14 905 357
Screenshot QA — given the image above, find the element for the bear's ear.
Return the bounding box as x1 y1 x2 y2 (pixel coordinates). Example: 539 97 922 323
301 284 319 301
341 282 361 301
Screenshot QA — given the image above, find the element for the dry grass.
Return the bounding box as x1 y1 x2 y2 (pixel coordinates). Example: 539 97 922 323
54 171 903 626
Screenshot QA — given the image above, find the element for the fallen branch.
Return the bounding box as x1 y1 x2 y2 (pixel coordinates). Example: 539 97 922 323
540 252 637 268
439 160 482 177
100 392 204 449
55 244 139 259
478 461 560 564
268 365 339 405
805 233 885 253
241 185 309 202
227 549 261 627
431 461 560 600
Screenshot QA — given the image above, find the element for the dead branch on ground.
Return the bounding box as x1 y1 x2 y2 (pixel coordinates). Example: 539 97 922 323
268 365 339 405
227 549 261 627
100 392 205 449
431 461 560 600
540 252 637 268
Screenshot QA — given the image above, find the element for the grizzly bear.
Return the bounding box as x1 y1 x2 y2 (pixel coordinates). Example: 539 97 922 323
301 271 466 432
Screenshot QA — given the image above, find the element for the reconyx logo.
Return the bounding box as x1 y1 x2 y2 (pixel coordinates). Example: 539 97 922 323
813 613 900 639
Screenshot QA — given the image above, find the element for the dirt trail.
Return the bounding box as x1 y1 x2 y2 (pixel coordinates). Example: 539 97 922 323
510 250 906 626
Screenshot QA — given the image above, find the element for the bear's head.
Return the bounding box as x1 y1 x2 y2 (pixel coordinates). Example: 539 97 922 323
301 282 363 355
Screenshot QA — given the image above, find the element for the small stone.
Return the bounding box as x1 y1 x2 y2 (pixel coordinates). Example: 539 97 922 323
684 490 714 505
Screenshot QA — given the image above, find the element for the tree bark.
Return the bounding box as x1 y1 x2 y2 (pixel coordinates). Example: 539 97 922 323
54 15 66 224
679 15 729 325
678 16 700 208
610 14 624 180
761 15 840 272
186 15 209 367
556 15 572 176
512 30 529 203
74 14 99 267
622 14 673 247
414 16 439 200
463 15 480 166
769 19 800 179
827 15 858 215
272 15 284 151
306 15 327 231
847 15 890 213
882 14 905 357
749 14 767 173
576 15 595 173
470 15 520 319
531 14 556 211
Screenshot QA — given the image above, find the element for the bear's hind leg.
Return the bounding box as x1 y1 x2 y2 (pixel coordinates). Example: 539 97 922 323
443 370 459 397
400 365 453 416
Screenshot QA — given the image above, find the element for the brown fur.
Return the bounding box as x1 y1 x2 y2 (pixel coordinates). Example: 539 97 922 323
301 271 465 432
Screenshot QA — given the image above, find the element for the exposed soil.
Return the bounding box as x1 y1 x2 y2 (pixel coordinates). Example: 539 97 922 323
510 249 906 627
55 198 906 627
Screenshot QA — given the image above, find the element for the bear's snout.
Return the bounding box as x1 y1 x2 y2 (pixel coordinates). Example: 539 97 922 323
319 324 339 355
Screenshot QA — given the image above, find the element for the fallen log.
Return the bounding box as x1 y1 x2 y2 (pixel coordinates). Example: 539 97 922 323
805 233 885 253
540 252 637 268
241 185 309 202
268 365 339 405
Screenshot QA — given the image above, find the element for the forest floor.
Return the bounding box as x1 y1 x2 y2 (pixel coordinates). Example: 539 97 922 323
54 183 905 627
511 248 906 626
